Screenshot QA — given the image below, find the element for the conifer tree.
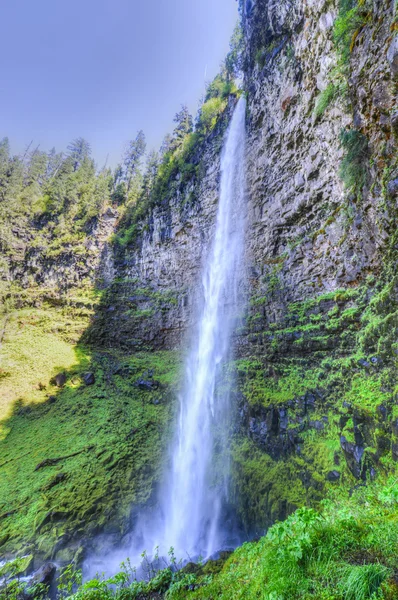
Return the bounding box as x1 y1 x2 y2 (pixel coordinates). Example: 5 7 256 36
123 130 146 194
170 105 193 152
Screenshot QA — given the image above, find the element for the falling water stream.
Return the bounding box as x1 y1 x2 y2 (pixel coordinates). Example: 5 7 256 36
159 96 247 558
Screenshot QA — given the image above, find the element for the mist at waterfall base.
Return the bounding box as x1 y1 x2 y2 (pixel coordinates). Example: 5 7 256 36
85 96 247 577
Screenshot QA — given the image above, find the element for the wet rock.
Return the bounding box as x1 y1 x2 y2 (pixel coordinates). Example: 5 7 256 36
326 470 340 482
28 562 56 587
377 404 388 421
340 436 364 479
83 372 95 386
370 356 382 366
387 178 398 198
387 35 398 78
279 409 288 432
357 358 370 368
135 379 159 391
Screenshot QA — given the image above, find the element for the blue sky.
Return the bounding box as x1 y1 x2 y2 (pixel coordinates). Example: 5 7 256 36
0 0 238 167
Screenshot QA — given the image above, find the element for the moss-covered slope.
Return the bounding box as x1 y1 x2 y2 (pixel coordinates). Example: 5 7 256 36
0 292 181 568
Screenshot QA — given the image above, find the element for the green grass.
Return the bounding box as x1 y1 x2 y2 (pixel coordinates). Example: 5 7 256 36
314 81 347 119
333 0 370 64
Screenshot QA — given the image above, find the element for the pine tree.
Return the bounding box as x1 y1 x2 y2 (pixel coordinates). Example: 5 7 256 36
170 105 193 152
160 134 173 157
67 138 91 172
142 150 160 200
123 130 146 194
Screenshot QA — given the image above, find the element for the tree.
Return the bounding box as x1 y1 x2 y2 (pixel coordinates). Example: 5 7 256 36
225 23 244 79
25 149 48 186
45 148 64 181
160 134 173 157
67 138 91 171
0 138 11 199
123 130 146 193
170 105 193 152
142 150 160 200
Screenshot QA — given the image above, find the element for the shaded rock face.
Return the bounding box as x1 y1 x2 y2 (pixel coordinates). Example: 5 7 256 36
241 392 320 458
89 112 237 350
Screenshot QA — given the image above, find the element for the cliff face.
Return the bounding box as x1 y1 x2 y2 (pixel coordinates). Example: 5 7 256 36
87 115 235 351
98 0 397 351
6 207 118 295
234 0 398 530
244 0 396 303
95 0 398 531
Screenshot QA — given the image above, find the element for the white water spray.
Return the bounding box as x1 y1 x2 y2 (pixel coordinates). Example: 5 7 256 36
159 96 247 557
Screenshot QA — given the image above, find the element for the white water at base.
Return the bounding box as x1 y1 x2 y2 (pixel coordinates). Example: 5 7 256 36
158 96 247 558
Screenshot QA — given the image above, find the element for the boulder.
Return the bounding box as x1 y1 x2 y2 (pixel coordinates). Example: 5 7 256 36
340 436 365 479
135 379 159 391
53 372 66 387
83 372 95 386
387 178 398 198
29 562 56 587
326 470 340 482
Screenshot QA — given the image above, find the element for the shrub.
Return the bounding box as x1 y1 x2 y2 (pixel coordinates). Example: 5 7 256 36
205 75 236 101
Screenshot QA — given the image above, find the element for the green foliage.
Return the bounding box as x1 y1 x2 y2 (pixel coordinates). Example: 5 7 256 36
205 75 237 103
339 129 370 193
198 97 228 133
340 564 389 600
333 0 370 64
233 357 322 406
122 130 147 198
314 81 347 119
0 135 113 299
224 23 244 78
170 106 193 153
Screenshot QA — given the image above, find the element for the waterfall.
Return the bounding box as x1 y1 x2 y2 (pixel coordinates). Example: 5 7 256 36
160 96 247 558
84 97 247 577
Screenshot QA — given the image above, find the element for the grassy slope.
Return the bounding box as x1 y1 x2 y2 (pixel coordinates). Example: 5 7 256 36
0 294 180 564
33 479 397 600
184 481 398 600
0 308 81 421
